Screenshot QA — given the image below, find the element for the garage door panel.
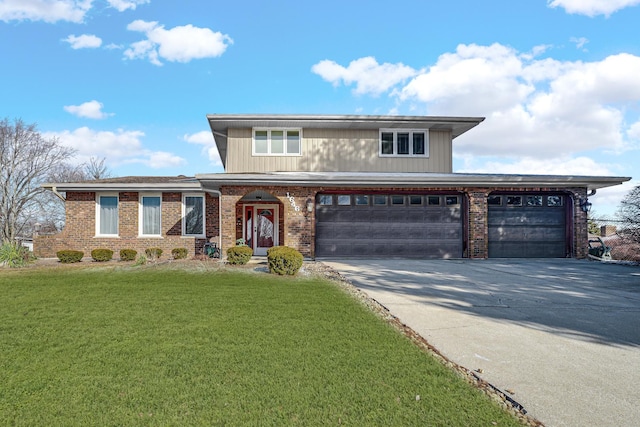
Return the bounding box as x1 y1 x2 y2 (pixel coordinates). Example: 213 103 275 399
488 195 567 258
316 194 463 258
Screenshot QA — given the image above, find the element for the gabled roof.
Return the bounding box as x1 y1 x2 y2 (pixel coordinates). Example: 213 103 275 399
207 114 485 168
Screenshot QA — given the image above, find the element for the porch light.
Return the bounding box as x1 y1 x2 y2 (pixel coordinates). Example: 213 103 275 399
306 199 314 212
579 198 592 213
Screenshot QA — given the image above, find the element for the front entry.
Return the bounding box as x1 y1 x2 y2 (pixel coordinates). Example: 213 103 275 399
244 205 278 255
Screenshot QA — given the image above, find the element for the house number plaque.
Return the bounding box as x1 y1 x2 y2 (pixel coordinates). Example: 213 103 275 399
285 192 301 211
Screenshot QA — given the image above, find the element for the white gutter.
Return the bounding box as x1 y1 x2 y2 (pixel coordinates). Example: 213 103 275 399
196 172 631 191
50 186 66 202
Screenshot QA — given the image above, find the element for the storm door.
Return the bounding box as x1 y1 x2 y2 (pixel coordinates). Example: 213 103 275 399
244 205 278 256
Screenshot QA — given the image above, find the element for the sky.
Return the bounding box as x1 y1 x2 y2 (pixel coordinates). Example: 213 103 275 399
1 0 639 217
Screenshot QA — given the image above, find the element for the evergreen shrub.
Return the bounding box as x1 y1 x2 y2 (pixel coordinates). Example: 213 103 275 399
172 248 188 259
267 246 303 275
119 249 137 261
56 250 84 263
91 248 113 262
144 247 163 259
227 246 253 265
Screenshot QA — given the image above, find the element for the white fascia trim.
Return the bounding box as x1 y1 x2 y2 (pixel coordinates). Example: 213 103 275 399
195 172 631 191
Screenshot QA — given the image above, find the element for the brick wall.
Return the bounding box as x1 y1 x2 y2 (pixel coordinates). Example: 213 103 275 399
215 185 589 259
34 191 220 259
220 185 314 257
35 185 590 260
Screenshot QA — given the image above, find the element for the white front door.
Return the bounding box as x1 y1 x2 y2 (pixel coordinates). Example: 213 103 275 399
244 205 278 256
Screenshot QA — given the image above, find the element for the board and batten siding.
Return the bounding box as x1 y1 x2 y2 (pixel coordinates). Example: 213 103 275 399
225 128 453 173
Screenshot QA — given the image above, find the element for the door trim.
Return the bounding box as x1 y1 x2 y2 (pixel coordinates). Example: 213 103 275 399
244 204 279 256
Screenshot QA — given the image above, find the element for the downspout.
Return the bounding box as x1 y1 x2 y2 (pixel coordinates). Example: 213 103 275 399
50 186 66 202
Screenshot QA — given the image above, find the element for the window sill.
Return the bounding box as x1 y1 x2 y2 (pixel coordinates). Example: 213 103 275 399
378 154 429 158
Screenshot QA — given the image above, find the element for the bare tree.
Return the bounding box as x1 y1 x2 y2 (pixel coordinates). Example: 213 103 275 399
85 156 111 180
0 118 76 243
618 185 640 244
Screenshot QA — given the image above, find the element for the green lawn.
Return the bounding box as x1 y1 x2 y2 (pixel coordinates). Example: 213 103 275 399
0 263 524 426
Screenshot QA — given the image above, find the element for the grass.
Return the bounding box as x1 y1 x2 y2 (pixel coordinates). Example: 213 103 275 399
0 263 524 426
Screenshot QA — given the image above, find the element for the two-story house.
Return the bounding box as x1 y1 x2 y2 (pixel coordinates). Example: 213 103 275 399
35 114 630 260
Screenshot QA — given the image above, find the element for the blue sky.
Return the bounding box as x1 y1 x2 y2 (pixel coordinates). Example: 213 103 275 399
1 0 639 216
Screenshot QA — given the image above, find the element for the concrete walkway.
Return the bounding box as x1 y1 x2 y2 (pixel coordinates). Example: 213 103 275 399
323 259 640 427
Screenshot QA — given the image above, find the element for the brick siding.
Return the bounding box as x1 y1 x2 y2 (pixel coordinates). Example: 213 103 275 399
34 185 589 260
34 191 219 260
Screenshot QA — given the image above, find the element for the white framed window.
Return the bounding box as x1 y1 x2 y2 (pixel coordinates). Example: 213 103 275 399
253 128 301 155
183 194 205 236
96 193 119 237
379 129 429 157
139 194 162 237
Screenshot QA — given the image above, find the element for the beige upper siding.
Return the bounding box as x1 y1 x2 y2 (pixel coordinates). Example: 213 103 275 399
225 128 453 173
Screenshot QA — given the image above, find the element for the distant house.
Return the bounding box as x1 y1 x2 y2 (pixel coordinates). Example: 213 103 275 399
35 114 631 259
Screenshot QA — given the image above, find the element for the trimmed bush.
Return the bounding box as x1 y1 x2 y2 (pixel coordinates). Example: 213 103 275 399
56 250 84 263
172 247 188 260
267 246 303 275
91 248 113 262
144 247 163 259
227 245 253 265
119 249 137 261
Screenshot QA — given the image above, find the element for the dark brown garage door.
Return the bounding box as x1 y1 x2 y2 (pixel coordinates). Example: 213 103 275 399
315 193 463 258
488 194 567 258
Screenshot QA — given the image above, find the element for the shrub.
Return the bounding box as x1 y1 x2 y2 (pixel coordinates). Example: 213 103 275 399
134 254 147 266
172 247 188 260
227 245 253 265
0 242 33 268
267 246 303 275
144 247 163 260
56 250 84 263
119 249 137 261
91 248 113 262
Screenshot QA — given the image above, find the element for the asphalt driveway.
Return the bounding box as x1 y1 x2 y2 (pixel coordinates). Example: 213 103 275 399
323 259 640 427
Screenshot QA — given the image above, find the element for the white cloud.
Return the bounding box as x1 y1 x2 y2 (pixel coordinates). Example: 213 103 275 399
124 20 233 66
547 0 640 17
63 34 102 49
63 100 112 119
143 151 187 169
0 0 93 23
0 0 146 23
570 37 589 51
395 45 640 158
311 57 417 96
106 0 148 12
44 127 187 169
591 179 639 217
184 131 222 166
458 155 615 176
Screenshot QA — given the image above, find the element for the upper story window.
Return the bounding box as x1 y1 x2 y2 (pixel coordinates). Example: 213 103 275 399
253 128 301 155
96 193 118 237
139 194 161 236
379 130 428 157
